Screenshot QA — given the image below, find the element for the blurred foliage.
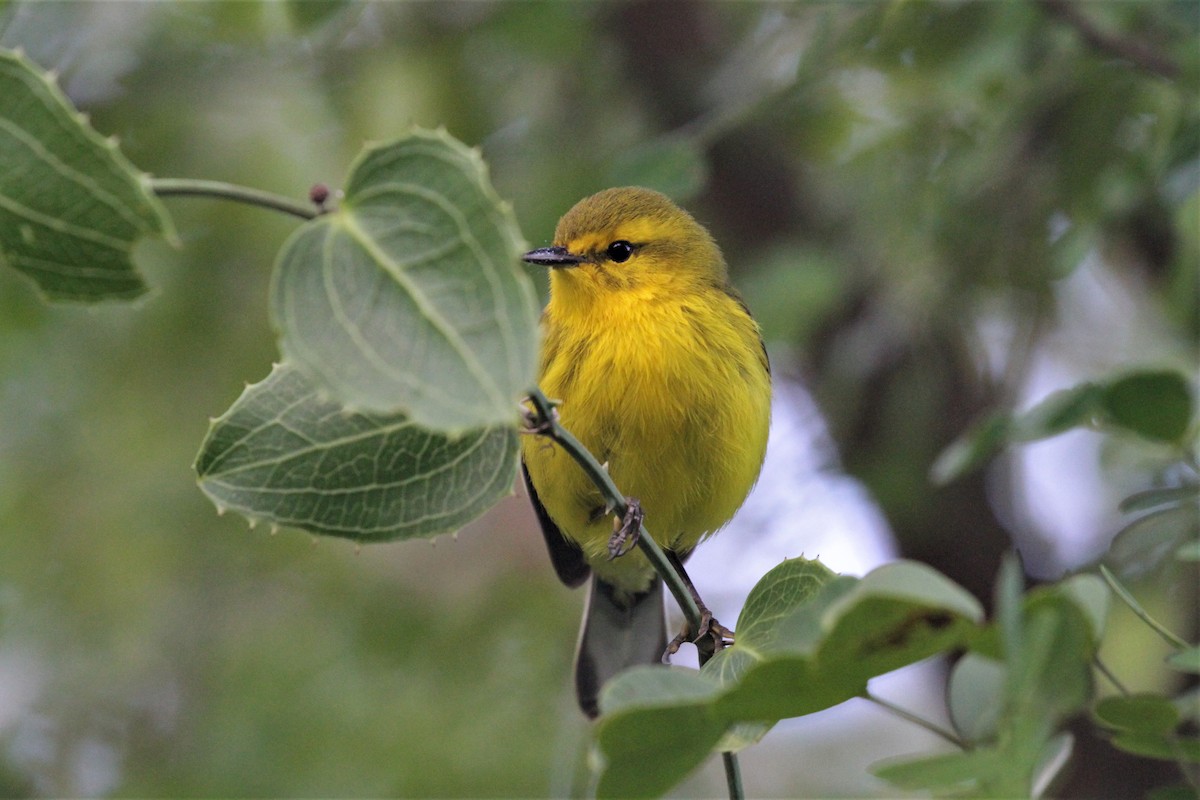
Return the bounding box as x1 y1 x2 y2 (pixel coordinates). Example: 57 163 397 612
0 1 1197 797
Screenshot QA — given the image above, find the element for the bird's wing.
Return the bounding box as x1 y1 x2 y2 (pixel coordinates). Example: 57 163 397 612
521 460 591 588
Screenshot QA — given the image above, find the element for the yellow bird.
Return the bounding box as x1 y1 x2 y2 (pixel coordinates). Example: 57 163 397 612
521 187 772 717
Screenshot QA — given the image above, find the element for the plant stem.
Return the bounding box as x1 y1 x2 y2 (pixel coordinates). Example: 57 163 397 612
721 751 744 800
149 178 319 220
1099 565 1189 649
524 388 705 629
865 693 967 749
523 387 742 800
1092 655 1130 695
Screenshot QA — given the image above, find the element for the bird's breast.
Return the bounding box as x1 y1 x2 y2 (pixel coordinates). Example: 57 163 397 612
523 290 771 577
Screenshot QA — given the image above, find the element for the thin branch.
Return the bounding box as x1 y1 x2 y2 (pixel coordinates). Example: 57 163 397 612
523 388 743 799
1092 655 1130 696
1100 565 1189 650
1038 0 1180 81
865 693 968 750
721 751 744 800
149 178 321 221
523 388 704 631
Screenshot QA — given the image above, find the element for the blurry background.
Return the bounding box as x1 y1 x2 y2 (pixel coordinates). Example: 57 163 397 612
0 1 1196 796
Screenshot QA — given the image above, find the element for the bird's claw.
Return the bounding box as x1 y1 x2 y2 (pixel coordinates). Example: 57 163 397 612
519 400 558 435
663 612 735 660
607 498 643 560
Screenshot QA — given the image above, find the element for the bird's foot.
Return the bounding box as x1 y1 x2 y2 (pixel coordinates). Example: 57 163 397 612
665 611 735 658
607 498 643 560
518 397 559 435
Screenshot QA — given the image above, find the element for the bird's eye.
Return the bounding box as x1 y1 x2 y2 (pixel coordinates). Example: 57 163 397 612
606 240 634 263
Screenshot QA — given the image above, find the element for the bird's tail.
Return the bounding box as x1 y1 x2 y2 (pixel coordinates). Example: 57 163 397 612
575 576 666 718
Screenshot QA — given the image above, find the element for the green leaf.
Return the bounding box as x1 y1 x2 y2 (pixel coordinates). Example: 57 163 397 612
1166 646 1200 675
948 653 1006 743
1118 484 1200 514
1110 732 1200 763
930 413 1010 485
1008 590 1096 728
1176 539 1200 561
195 362 518 542
732 557 839 651
1031 733 1074 798
1106 504 1200 579
1173 687 1200 724
604 137 709 203
1098 370 1194 444
813 561 983 681
872 749 1005 795
594 668 725 799
0 47 172 301
873 733 1075 798
271 128 538 431
593 560 982 798
1010 383 1103 442
599 665 723 716
1095 694 1180 736
718 560 981 721
881 561 1098 798
1056 573 1109 643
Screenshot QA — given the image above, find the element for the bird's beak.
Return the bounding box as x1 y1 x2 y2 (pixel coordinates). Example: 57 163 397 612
522 246 584 268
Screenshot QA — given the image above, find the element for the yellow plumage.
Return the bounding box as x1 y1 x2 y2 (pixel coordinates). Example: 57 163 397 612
520 186 771 715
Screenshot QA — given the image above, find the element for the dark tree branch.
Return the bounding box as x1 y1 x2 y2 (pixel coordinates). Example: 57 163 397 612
1039 0 1180 80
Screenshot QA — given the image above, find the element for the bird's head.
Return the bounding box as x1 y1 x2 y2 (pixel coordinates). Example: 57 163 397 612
523 187 728 309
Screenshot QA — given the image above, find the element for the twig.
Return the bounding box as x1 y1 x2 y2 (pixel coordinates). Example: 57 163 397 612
523 387 743 799
149 178 321 220
1038 0 1180 81
523 388 705 633
865 692 968 749
1099 565 1189 649
1092 655 1130 696
722 751 744 800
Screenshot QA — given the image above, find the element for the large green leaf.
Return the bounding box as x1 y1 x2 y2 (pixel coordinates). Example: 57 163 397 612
932 368 1197 486
594 668 726 800
195 362 518 542
875 561 1099 798
0 47 172 300
270 128 538 431
591 559 983 798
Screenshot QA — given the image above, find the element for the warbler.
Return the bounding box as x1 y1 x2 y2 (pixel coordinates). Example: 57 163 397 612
521 187 771 717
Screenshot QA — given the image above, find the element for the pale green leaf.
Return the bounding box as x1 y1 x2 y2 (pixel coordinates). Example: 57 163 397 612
1176 539 1200 561
0 47 172 300
930 413 1010 485
1057 573 1109 643
195 362 518 542
598 665 722 716
1010 383 1103 442
1107 504 1200 579
1119 484 1200 514
592 559 983 798
1031 733 1074 798
271 128 538 431
1110 733 1200 763
948 653 1006 743
733 556 838 651
872 749 1004 794
717 560 979 721
1095 693 1181 735
1166 646 1200 675
594 669 725 800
